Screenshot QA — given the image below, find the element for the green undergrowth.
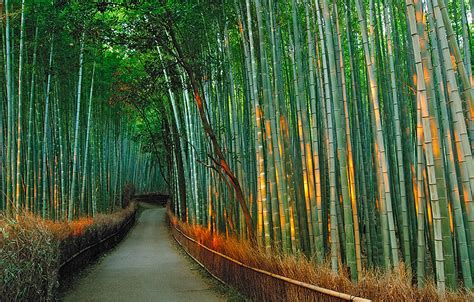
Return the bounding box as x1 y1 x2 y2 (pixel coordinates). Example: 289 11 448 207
0 202 137 301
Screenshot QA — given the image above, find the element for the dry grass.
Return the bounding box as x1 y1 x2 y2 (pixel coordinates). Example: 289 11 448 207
41 204 137 241
53 203 138 267
0 202 138 301
169 211 472 302
0 212 59 301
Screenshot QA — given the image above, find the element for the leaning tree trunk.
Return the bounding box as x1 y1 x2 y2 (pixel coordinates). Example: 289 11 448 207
167 23 255 242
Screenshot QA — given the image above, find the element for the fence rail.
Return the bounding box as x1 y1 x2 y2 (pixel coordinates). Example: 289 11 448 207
170 222 371 302
59 211 136 275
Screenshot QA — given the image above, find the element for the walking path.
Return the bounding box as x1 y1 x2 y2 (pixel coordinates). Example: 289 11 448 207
62 204 223 302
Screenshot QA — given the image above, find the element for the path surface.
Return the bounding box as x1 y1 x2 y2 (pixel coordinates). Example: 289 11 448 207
62 204 223 302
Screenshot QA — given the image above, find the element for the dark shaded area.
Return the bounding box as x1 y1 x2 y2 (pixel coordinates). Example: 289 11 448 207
134 193 169 207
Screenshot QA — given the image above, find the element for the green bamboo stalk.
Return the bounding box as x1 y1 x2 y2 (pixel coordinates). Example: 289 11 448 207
15 0 26 209
80 62 96 215
68 33 85 221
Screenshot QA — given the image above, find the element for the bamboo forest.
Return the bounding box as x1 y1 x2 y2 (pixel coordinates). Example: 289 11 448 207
1 0 473 301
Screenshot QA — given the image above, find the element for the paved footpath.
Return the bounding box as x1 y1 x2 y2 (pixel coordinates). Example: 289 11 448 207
62 205 223 302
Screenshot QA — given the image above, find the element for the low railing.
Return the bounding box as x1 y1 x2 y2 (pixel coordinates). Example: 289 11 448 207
171 223 371 302
59 210 136 276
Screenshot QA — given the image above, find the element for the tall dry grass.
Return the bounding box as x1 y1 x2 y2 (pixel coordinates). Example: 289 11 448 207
0 202 138 301
45 203 138 266
0 212 59 301
169 211 472 302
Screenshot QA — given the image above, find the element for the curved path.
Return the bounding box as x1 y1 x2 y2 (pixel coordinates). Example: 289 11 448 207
62 204 223 302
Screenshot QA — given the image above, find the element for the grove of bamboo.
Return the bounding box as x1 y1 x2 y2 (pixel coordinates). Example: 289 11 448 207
0 0 473 294
0 2 163 221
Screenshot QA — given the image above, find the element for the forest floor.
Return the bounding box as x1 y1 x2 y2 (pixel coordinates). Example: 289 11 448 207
60 203 226 302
